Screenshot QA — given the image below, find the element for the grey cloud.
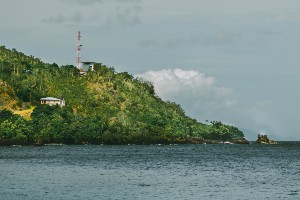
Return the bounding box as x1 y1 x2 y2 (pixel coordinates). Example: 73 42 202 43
42 14 66 23
139 32 241 50
43 12 82 24
59 0 142 27
203 32 239 46
115 0 141 3
116 6 142 26
60 0 140 6
105 6 142 27
245 100 277 130
140 37 198 49
139 32 239 49
69 12 82 23
60 0 103 5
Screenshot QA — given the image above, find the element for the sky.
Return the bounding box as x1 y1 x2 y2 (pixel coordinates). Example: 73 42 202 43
1 0 300 140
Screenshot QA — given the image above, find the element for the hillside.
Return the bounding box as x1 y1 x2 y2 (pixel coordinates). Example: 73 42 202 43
0 45 247 145
0 79 18 110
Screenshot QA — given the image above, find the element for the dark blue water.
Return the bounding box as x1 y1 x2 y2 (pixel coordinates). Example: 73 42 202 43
1 143 300 200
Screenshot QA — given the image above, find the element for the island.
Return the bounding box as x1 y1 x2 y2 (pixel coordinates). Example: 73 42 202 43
0 45 249 145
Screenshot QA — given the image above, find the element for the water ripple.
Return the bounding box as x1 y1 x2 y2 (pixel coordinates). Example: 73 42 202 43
1 143 300 200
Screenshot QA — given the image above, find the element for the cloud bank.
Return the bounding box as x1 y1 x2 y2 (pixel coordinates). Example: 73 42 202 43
136 69 237 119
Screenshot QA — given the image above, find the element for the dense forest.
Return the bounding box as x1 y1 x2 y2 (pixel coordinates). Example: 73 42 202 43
0 45 247 145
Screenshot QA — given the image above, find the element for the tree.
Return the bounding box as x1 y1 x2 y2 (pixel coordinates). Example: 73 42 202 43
0 109 13 123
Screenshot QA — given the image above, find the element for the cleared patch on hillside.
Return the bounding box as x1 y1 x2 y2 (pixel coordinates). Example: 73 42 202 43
14 107 35 119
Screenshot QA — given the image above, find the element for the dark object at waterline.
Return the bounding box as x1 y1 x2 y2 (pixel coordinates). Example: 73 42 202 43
256 134 277 144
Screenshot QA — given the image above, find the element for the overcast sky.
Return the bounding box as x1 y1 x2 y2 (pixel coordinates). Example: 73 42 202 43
1 0 300 140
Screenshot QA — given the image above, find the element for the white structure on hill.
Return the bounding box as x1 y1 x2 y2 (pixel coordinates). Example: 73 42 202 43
76 31 101 75
80 62 95 75
40 97 65 107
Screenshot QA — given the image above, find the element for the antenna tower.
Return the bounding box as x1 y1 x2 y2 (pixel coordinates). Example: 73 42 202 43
76 31 82 69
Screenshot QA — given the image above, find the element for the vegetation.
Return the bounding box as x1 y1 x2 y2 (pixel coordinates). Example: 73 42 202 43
0 45 246 145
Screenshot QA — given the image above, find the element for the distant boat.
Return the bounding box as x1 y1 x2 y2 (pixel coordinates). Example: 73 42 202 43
224 141 233 144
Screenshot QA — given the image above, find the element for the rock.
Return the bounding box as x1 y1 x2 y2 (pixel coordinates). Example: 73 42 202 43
232 138 250 144
256 134 277 144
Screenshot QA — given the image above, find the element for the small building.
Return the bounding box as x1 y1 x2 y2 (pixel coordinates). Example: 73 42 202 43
40 97 65 107
79 62 99 75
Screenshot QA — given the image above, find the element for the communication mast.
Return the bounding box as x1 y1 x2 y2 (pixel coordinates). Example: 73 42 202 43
76 31 82 69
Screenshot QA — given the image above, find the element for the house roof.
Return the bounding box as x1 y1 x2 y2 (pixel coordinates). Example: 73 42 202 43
40 97 62 101
82 61 95 64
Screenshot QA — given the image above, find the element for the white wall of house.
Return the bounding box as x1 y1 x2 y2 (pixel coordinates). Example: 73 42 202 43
40 97 65 107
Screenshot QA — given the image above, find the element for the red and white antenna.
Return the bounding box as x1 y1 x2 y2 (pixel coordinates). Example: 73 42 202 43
76 31 82 69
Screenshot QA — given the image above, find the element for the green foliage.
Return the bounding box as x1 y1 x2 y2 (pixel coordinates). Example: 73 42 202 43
0 113 32 145
0 45 245 145
0 109 13 123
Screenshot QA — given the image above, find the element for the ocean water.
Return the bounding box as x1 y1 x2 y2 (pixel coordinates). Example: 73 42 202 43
0 143 299 200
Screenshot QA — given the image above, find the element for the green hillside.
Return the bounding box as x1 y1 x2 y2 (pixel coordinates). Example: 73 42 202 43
0 79 18 110
0 45 247 145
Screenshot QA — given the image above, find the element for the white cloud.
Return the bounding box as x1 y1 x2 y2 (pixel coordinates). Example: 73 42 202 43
135 69 237 118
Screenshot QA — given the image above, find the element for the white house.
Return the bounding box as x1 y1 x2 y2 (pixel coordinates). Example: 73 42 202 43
40 97 65 107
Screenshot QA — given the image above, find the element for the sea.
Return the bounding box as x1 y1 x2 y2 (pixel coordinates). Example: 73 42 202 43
0 142 299 200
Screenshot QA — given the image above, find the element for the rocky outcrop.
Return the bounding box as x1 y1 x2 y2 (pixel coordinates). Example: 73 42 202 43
232 138 250 144
256 134 277 144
